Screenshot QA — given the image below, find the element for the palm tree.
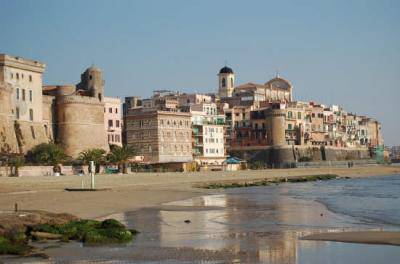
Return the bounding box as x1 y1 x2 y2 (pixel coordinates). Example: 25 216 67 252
29 143 69 174
79 148 106 173
107 145 136 173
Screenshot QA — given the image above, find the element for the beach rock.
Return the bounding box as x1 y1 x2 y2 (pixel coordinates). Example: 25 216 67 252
31 231 62 240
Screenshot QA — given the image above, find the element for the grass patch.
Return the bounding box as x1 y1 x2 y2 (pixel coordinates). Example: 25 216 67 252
202 174 338 189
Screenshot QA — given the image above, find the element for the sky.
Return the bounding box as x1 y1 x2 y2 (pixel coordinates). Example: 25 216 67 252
1 0 399 145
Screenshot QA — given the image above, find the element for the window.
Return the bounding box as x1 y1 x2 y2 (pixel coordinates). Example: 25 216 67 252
287 111 293 119
108 120 113 127
16 73 19 80
116 120 120 127
29 90 33 102
16 107 20 119
115 108 118 114
89 75 92 80
10 73 13 79
29 75 32 82
16 88 19 100
221 77 226 88
22 89 26 101
111 134 114 141
104 107 106 113
297 112 302 119
288 124 292 130
109 108 112 113
29 109 33 121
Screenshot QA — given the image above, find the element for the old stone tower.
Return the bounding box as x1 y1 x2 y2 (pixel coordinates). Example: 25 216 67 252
76 66 104 102
45 66 109 158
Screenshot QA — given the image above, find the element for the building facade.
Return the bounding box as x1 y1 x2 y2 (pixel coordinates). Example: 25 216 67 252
104 97 122 146
190 103 226 167
0 54 110 158
124 108 192 164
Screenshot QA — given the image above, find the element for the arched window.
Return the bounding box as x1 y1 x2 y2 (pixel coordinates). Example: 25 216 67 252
222 77 226 88
230 78 234 87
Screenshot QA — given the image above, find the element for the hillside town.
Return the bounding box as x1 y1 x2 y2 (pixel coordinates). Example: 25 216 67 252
0 54 385 173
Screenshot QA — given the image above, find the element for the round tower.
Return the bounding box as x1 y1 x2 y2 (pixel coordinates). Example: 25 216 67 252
77 66 104 102
266 107 286 146
218 66 235 98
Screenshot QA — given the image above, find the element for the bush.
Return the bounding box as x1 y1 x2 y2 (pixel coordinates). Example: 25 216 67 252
298 156 312 162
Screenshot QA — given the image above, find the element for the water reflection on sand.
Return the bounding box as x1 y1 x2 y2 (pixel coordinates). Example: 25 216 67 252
40 180 400 263
122 190 366 263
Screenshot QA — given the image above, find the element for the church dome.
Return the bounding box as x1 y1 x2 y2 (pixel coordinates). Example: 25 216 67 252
219 66 234 74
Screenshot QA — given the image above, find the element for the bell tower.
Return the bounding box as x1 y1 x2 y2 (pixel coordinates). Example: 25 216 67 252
218 65 235 98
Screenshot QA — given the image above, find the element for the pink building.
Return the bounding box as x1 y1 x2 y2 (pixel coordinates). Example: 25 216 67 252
104 97 122 146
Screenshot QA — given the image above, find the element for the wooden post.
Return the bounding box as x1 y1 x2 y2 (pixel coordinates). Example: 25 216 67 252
90 161 95 189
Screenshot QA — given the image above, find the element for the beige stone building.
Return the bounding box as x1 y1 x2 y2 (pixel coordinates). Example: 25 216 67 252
104 97 122 146
124 108 192 164
0 53 109 158
0 54 50 154
42 66 109 157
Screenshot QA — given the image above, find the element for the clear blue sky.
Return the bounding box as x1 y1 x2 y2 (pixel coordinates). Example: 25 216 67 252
1 0 399 145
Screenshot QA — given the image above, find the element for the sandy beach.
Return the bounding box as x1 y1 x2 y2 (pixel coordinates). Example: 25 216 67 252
302 231 400 246
1 165 400 258
0 165 399 219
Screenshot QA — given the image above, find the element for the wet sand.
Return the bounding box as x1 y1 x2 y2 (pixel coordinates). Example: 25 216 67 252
302 231 400 246
0 165 399 219
1 168 400 263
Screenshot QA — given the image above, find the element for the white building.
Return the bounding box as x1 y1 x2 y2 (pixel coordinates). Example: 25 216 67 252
191 102 226 168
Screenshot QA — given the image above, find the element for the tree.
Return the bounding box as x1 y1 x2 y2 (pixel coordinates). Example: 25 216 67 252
79 148 106 173
107 145 136 174
29 143 69 173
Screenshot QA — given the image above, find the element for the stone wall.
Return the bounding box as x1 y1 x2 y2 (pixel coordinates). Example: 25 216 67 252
0 82 18 153
56 95 109 158
0 165 104 177
230 145 371 168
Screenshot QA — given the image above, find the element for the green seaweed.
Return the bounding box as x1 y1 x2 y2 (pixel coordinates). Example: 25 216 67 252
31 219 134 245
0 236 31 255
202 174 338 189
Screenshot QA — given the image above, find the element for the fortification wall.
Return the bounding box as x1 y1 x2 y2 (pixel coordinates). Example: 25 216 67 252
0 83 18 153
229 145 371 168
14 121 50 153
56 95 108 158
